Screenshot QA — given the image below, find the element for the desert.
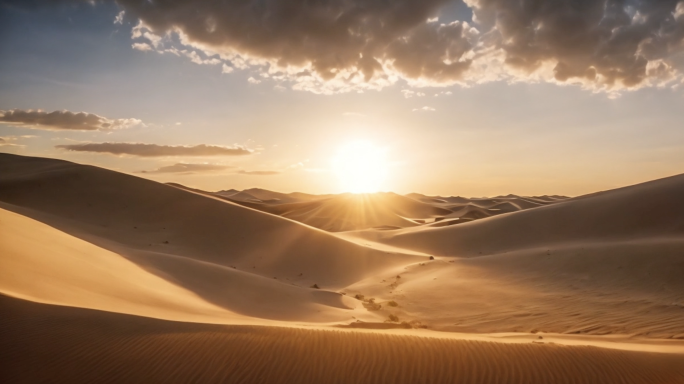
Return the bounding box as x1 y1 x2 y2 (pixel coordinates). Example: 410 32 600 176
1 153 683 383
2 0 684 382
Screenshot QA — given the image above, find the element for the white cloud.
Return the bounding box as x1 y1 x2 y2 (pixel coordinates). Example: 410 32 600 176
412 106 436 112
132 42 152 52
221 64 234 73
401 90 426 98
0 136 24 148
114 10 125 25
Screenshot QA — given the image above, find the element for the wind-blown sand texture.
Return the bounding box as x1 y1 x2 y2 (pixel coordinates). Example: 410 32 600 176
2 296 684 384
1 153 683 383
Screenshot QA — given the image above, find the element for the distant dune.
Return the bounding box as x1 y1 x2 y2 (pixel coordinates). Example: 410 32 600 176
216 189 568 231
221 192 453 232
365 172 684 256
1 153 683 383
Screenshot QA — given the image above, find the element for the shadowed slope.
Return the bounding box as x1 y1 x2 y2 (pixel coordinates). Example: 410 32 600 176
0 205 364 323
0 154 421 291
0 207 231 322
2 296 683 384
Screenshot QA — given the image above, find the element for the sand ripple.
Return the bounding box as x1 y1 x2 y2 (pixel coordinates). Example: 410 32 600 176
2 296 683 384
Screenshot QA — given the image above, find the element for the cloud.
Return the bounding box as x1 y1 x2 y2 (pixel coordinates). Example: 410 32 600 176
0 137 20 147
0 135 35 148
178 49 222 65
236 161 304 175
464 0 684 89
121 0 684 93
118 0 471 93
285 162 305 170
401 90 426 98
221 64 234 74
0 109 143 131
238 170 281 176
114 10 124 24
132 42 153 51
16 0 684 93
413 106 436 112
56 142 253 157
140 163 234 174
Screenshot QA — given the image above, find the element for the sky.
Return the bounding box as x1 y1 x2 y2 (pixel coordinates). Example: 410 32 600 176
1 0 683 197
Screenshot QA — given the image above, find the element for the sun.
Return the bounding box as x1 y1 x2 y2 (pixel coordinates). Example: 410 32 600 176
332 141 387 193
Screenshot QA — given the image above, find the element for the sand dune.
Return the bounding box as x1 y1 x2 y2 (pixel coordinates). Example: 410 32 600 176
215 188 240 196
0 153 423 324
225 192 453 232
0 207 231 322
2 295 684 384
184 185 330 205
240 187 330 204
171 185 563 233
345 240 684 337
0 204 368 323
407 192 566 224
2 153 684 382
0 154 421 290
363 173 684 256
220 190 263 202
340 173 684 337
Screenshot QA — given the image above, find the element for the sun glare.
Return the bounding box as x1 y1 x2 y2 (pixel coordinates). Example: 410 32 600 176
332 141 387 193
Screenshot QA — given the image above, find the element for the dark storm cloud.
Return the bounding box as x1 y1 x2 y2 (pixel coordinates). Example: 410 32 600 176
56 142 253 157
0 109 142 131
140 163 234 174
